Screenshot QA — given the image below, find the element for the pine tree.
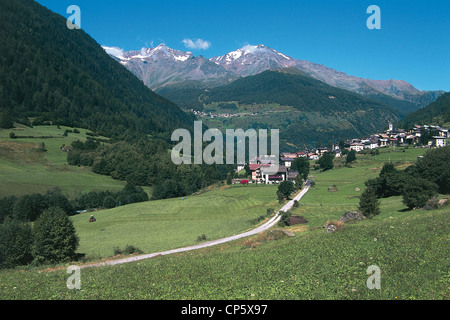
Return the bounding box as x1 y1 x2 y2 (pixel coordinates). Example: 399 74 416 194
32 207 79 264
358 187 380 218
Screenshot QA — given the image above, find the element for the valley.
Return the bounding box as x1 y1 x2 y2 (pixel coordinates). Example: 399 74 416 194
0 0 448 305
172 69 401 149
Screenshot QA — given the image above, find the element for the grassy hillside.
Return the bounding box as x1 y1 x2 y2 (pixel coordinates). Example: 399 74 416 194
1 146 448 300
290 146 433 228
0 124 128 197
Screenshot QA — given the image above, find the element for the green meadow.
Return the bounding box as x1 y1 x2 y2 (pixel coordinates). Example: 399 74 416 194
71 184 279 259
0 145 448 300
0 190 447 300
0 124 129 197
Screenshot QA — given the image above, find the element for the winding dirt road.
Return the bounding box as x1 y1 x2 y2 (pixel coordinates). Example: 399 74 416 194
80 183 311 269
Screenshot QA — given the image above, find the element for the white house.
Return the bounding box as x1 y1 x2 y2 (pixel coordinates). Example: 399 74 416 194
349 143 364 152
379 138 389 147
438 128 449 138
281 157 293 168
432 136 447 148
236 163 245 172
260 165 288 184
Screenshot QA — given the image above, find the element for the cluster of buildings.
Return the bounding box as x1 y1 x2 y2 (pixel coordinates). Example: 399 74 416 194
346 123 448 152
188 108 257 119
235 122 449 185
236 155 300 185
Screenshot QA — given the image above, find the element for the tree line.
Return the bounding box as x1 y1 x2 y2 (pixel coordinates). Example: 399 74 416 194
67 137 234 200
0 184 148 224
0 207 79 268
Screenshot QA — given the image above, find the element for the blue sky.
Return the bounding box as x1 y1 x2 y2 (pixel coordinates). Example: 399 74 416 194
36 0 449 91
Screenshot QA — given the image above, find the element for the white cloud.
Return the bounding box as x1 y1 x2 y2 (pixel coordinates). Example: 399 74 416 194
182 38 211 50
241 44 258 54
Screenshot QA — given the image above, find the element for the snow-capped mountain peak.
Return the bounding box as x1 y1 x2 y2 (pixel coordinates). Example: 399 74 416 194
102 44 193 63
210 44 296 76
102 43 237 90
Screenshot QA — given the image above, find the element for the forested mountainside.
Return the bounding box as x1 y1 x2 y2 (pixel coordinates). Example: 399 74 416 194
398 92 450 128
0 0 195 138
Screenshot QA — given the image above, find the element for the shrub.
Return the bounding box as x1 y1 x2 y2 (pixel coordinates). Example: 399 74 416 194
113 247 123 256
197 234 207 242
124 245 141 255
278 210 291 226
402 177 438 210
123 245 143 255
422 197 440 210
37 142 46 152
241 230 288 249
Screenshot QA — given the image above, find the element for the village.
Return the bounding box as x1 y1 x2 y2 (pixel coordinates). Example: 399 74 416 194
188 108 258 119
234 122 449 185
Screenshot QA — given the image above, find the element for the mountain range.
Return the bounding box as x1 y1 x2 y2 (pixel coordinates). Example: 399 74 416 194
103 43 444 114
102 44 238 91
